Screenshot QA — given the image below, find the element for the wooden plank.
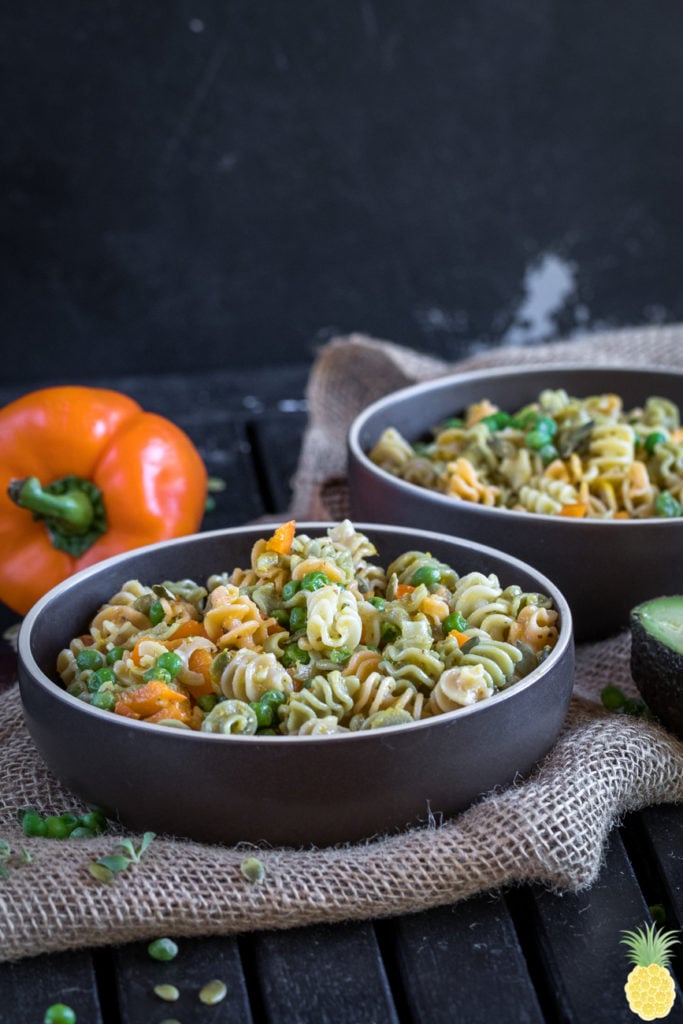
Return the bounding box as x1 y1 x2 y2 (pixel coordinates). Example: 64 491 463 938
522 829 683 1023
113 935 253 1024
384 895 544 1024
0 949 104 1023
634 804 683 926
245 921 399 1024
250 413 308 513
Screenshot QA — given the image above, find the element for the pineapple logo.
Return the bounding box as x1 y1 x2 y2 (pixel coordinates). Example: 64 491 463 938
622 922 680 1020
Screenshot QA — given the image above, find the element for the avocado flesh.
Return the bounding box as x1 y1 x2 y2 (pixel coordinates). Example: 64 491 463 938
634 597 683 654
630 597 683 738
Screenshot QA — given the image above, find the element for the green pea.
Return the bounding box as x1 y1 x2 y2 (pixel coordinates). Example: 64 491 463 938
58 813 80 828
300 571 330 592
282 580 300 600
143 666 172 684
91 691 116 711
380 621 400 645
87 667 116 692
368 596 385 610
197 694 219 712
644 430 667 453
261 689 286 709
525 427 556 451
44 815 74 840
654 491 683 518
281 643 310 666
250 699 276 729
69 826 96 839
79 810 107 834
148 937 179 962
105 646 124 665
601 685 626 710
44 1005 76 1024
539 443 559 465
329 646 352 664
21 812 47 837
411 565 442 587
156 651 183 679
535 415 558 437
443 611 468 633
511 407 539 429
75 648 104 671
481 411 511 430
289 606 307 633
271 608 290 628
149 600 165 625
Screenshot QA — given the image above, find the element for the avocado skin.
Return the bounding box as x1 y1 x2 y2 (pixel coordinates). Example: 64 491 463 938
630 603 683 739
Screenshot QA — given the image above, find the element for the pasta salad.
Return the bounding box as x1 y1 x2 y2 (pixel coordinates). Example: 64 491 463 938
56 521 560 736
369 389 683 519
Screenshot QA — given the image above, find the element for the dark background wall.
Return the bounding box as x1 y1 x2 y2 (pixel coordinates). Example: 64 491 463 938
2 1 682 385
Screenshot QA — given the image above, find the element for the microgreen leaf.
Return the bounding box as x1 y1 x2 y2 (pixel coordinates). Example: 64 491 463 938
97 854 132 873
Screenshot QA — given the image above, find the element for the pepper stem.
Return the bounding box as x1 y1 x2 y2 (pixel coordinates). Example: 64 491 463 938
8 474 108 556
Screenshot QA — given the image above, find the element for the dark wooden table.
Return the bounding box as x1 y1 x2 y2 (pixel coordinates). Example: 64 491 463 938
0 367 681 1024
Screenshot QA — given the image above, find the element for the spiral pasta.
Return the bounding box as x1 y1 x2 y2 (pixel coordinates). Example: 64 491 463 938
56 520 560 736
370 389 683 519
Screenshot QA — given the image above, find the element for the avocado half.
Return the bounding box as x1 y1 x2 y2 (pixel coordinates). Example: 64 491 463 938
630 597 683 739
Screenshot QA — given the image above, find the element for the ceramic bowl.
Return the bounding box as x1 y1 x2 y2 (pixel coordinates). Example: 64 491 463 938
17 522 573 847
348 364 683 642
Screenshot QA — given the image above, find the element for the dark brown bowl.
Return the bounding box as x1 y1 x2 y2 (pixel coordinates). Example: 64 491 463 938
17 523 573 847
348 364 683 642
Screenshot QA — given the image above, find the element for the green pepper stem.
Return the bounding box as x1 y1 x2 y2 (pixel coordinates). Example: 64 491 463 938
8 474 107 556
9 476 95 532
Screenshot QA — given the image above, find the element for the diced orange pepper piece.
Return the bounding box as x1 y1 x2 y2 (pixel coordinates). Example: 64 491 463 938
185 648 215 696
395 583 415 599
131 637 155 666
448 629 470 647
559 502 589 518
265 519 296 555
114 680 190 720
168 619 208 641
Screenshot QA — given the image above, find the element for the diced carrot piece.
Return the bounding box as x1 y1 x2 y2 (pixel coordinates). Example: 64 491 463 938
395 584 415 599
613 511 631 519
265 519 296 555
559 502 589 518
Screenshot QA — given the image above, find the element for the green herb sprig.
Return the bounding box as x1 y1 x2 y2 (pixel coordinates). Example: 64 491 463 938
0 838 31 880
88 831 156 883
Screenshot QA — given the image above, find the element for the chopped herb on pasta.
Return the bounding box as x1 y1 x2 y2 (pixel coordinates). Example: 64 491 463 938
57 521 560 735
369 389 683 519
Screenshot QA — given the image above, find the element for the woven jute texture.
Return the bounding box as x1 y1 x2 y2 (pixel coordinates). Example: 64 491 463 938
2 325 683 963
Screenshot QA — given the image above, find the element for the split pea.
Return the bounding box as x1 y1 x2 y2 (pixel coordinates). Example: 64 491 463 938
199 979 227 1005
153 984 180 1002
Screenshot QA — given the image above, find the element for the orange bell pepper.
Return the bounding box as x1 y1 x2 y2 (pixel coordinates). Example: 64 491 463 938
0 385 208 615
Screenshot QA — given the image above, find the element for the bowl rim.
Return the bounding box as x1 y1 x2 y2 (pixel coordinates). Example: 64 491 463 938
17 520 574 744
348 361 683 528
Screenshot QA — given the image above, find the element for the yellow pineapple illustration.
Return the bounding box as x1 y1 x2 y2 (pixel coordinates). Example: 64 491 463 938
622 922 679 1020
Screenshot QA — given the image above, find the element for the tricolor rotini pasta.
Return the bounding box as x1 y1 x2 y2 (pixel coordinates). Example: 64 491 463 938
57 520 560 736
369 389 683 519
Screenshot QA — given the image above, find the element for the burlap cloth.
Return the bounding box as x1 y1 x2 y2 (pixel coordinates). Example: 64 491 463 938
2 325 683 964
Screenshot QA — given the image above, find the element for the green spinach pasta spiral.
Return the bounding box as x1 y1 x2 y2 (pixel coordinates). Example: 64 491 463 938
56 520 560 736
369 389 683 519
